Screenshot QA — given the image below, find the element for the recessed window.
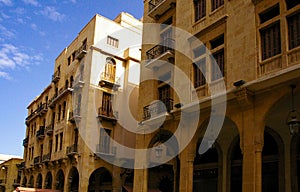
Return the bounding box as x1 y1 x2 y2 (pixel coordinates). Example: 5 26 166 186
286 0 300 10
67 56 71 65
211 49 225 81
259 4 280 24
260 22 281 60
210 34 224 49
193 58 206 87
107 36 119 48
287 12 300 49
211 0 224 11
194 0 206 22
72 51 76 61
193 44 206 58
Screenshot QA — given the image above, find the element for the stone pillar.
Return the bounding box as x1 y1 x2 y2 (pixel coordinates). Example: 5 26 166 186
133 169 148 192
179 152 194 192
112 166 122 192
254 143 263 192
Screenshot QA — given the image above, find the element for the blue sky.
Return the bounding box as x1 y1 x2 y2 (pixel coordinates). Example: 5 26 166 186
0 0 143 157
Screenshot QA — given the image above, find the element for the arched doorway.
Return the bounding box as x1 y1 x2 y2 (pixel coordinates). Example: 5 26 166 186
45 172 52 189
147 130 180 192
229 136 243 192
68 167 79 192
28 175 34 188
262 130 284 192
22 176 27 187
193 138 220 192
88 167 112 192
36 173 42 189
55 169 64 191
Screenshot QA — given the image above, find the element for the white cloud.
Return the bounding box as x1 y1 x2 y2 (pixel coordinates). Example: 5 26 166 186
0 0 13 6
30 23 37 30
0 44 43 79
70 0 76 3
0 24 15 39
12 7 26 15
22 0 39 6
1 12 10 19
0 71 11 80
40 6 65 22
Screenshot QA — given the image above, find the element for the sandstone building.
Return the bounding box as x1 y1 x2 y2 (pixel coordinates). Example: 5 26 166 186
134 0 300 192
21 12 142 191
0 157 23 192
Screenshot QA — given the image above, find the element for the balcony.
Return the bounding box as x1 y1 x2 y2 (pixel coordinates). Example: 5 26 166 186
36 126 45 140
36 103 48 116
48 86 73 108
75 43 87 60
42 153 51 163
13 179 20 187
97 107 118 124
45 124 54 135
96 144 116 157
25 111 38 125
23 137 28 147
148 0 176 19
143 98 173 121
19 162 25 169
52 70 60 83
73 75 84 89
99 72 120 90
33 156 41 165
0 179 5 185
69 110 81 123
66 144 78 156
145 38 175 69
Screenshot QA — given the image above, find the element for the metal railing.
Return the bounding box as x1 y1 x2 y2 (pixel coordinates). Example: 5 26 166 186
36 126 45 139
149 0 164 12
52 70 60 82
146 38 175 60
75 43 87 60
66 144 78 155
45 124 53 135
42 153 51 162
143 98 173 120
33 156 41 165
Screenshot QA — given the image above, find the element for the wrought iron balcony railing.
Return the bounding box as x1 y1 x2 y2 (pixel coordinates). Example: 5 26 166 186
33 156 41 165
75 43 87 60
143 98 173 120
52 70 60 83
45 124 54 135
148 0 176 19
96 144 116 156
42 153 51 163
69 109 81 123
19 162 25 169
23 137 29 147
36 126 45 139
66 144 78 156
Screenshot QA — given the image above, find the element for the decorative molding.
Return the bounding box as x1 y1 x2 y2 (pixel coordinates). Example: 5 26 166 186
234 88 254 109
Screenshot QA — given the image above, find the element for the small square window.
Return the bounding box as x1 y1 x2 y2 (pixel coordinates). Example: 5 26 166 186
107 36 119 48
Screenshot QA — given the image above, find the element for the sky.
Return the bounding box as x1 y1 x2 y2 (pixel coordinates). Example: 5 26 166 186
0 0 144 157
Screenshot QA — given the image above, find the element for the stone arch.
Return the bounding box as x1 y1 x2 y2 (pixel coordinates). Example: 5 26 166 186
21 176 27 187
227 135 243 192
28 175 34 188
88 167 112 192
68 167 79 192
262 128 285 192
45 171 52 189
36 173 42 189
55 169 64 191
147 129 180 192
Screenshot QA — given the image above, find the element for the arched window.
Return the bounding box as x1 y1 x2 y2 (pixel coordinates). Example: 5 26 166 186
103 57 116 82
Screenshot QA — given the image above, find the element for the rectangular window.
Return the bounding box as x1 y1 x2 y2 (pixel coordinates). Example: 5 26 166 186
99 128 111 153
194 0 206 22
55 134 58 152
67 56 71 65
72 51 76 61
260 22 281 60
158 85 172 112
288 12 300 49
210 34 224 49
286 0 300 10
259 4 280 24
211 49 225 81
194 58 206 87
211 0 224 11
193 44 206 58
101 92 113 117
59 132 63 151
107 36 119 48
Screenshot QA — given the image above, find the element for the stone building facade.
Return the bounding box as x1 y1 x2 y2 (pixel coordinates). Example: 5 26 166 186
134 0 300 192
0 158 23 192
21 12 142 192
